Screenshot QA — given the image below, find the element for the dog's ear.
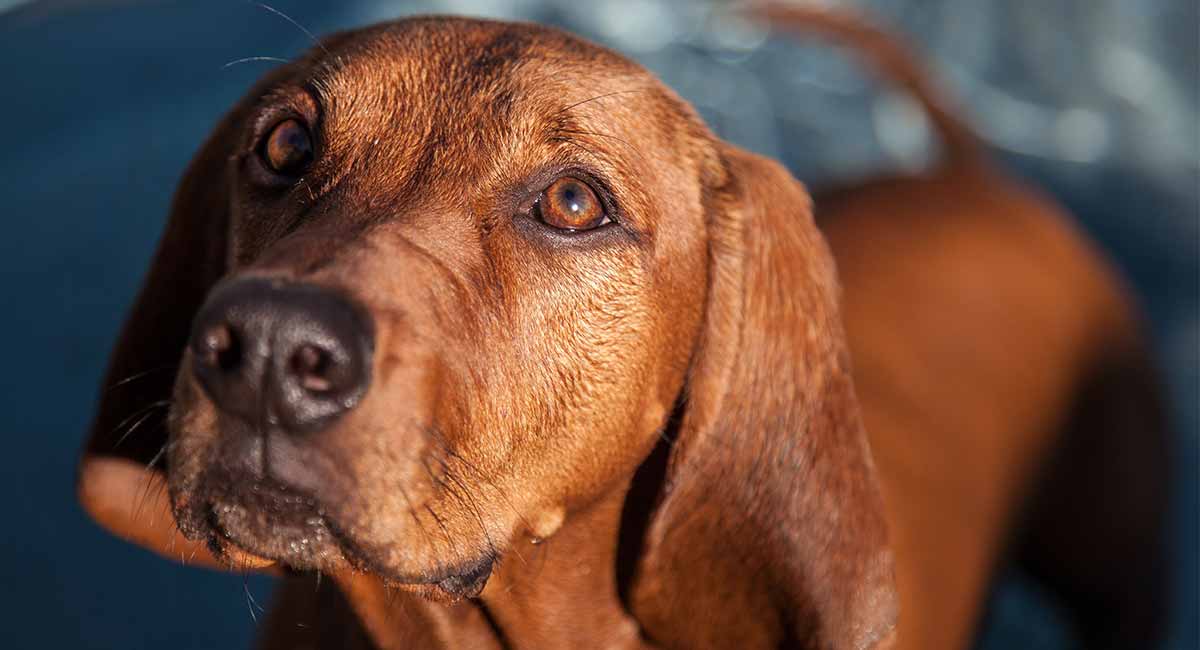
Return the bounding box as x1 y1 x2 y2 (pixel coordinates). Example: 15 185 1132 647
75 86 263 566
632 144 898 648
84 118 235 464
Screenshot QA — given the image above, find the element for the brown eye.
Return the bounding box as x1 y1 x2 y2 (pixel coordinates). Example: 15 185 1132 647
261 118 313 176
535 177 608 231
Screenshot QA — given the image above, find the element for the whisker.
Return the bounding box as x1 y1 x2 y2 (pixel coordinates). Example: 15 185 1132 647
245 576 266 614
393 477 436 563
415 457 460 558
557 127 638 151
247 1 330 55
222 55 290 69
105 365 176 393
144 441 171 472
435 455 500 563
138 444 171 524
422 429 528 574
429 427 535 540
556 87 652 116
242 574 261 623
550 136 605 162
110 399 171 447
556 128 648 165
398 485 436 556
113 404 168 449
424 504 459 559
132 449 169 524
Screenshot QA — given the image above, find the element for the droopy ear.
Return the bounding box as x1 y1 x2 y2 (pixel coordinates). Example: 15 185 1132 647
75 83 265 569
631 145 898 648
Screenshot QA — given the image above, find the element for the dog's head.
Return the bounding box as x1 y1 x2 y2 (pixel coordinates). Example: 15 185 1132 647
82 16 895 647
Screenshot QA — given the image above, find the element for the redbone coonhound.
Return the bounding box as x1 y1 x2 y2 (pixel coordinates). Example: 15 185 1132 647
76 6 1168 649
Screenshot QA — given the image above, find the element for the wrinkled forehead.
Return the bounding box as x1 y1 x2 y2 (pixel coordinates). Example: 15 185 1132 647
318 17 643 93
302 17 693 190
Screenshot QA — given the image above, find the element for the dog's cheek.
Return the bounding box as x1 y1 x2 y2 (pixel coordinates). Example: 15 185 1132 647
499 266 657 500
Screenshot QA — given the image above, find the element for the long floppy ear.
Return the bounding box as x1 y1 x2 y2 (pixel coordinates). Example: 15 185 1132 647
631 144 898 649
75 89 259 568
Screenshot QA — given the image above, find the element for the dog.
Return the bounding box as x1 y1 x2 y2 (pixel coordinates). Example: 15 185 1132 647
76 7 1168 649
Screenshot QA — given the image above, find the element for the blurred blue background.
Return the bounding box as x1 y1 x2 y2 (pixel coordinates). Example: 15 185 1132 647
0 0 1194 647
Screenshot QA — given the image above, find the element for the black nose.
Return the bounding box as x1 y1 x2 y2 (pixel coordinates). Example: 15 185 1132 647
189 277 374 433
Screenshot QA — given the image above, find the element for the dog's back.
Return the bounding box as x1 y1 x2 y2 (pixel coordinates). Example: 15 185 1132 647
765 6 1171 649
821 166 1167 650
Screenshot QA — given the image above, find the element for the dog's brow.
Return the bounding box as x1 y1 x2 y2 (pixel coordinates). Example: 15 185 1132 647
307 70 340 107
555 87 655 116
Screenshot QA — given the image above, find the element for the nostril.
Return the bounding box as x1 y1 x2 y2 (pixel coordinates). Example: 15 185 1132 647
198 323 240 372
289 344 334 393
190 277 373 433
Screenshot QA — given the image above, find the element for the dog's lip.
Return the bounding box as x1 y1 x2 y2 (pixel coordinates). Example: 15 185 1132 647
211 533 277 569
206 491 496 598
184 466 502 595
201 474 352 571
208 507 342 569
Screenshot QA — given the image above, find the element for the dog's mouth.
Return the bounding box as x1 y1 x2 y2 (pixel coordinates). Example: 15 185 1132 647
175 468 498 599
200 475 348 571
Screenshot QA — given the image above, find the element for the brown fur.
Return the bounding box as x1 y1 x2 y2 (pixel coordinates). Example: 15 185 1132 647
77 8 1167 650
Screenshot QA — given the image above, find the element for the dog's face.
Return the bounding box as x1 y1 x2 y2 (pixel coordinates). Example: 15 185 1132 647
166 17 714 594
86 15 900 645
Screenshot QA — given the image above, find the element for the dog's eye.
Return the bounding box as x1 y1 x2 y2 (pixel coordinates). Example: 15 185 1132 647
534 177 608 231
260 118 313 177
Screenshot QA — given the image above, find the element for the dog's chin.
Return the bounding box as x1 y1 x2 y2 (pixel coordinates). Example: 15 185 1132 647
171 472 498 599
214 504 346 572
175 474 349 572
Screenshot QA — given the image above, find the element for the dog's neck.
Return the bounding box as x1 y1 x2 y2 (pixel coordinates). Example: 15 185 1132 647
480 484 650 649
338 482 652 650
